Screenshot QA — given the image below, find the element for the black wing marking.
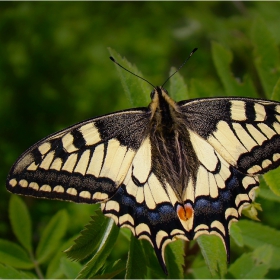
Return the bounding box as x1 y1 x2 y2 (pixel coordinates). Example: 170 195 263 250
7 109 150 203
180 97 280 175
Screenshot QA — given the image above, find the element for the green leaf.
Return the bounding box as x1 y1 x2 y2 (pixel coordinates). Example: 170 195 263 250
46 235 78 279
108 47 150 107
230 223 244 247
211 41 256 97
77 219 119 278
228 245 272 279
125 234 147 279
93 259 125 279
9 196 32 253
264 167 280 196
0 239 33 269
169 66 188 101
251 17 280 98
60 256 82 279
238 220 280 269
165 239 184 279
0 263 34 279
197 234 227 278
65 211 112 262
258 185 280 202
271 77 280 101
36 209 68 263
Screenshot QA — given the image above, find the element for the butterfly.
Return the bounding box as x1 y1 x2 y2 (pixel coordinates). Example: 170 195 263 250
6 48 280 274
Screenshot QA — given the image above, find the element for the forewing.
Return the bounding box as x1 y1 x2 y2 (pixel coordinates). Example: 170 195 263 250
180 97 280 175
7 109 150 203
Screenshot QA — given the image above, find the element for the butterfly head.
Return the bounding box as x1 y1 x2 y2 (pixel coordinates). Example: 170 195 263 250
149 86 178 118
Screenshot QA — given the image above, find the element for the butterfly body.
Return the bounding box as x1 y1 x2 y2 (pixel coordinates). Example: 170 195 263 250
6 84 280 273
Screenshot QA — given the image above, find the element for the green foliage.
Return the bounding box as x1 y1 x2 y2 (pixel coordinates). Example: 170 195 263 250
2 2 280 279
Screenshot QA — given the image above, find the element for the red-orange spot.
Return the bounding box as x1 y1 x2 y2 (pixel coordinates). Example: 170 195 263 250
185 203 194 219
177 203 194 221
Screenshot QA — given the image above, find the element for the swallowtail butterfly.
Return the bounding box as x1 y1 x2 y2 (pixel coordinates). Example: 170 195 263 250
6 49 280 274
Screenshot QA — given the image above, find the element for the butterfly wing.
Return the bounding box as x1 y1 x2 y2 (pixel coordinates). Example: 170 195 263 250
179 97 280 258
6 109 151 203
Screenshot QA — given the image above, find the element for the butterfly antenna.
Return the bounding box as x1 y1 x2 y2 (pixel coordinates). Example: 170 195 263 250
161 47 198 87
110 56 155 88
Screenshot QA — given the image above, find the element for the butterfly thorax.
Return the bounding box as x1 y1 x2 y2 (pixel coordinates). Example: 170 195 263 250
148 87 199 201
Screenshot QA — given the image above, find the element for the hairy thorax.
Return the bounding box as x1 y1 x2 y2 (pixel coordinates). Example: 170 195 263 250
148 87 199 202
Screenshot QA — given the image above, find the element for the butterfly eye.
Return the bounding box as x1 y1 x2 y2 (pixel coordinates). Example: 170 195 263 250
150 90 155 99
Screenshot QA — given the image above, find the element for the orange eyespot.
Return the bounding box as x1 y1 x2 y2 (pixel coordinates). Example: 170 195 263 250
177 203 194 221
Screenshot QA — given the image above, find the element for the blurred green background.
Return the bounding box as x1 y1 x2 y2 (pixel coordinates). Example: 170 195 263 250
1 1 280 277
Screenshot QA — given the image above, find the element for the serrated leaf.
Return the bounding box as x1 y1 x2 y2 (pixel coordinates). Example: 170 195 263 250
108 47 150 107
251 17 280 98
0 239 33 269
169 66 188 101
36 209 68 263
125 234 147 279
65 211 110 262
263 167 280 196
60 256 82 279
9 196 32 253
211 41 256 97
228 245 272 279
197 234 227 278
165 239 184 279
77 219 119 278
0 263 34 279
238 220 280 269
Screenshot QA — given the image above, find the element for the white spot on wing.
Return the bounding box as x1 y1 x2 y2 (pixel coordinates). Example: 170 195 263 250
74 149 90 175
144 183 156 209
119 214 134 226
53 185 64 193
62 133 78 153
27 162 39 171
40 185 51 192
38 142 51 155
105 200 120 212
19 179 28 188
66 188 78 196
79 122 101 145
232 123 258 151
246 124 267 145
40 151 55 170
135 223 151 236
208 121 247 165
148 173 170 204
29 182 39 190
257 123 275 139
50 158 63 171
9 179 17 187
189 130 218 172
156 230 168 249
132 137 151 184
62 153 78 173
195 166 210 197
86 144 104 177
254 103 266 121
79 191 91 199
230 100 247 121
